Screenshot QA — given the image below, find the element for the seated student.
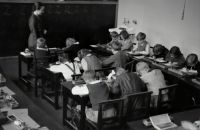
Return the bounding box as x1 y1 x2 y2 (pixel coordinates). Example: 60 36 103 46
119 30 133 51
34 37 49 67
185 53 200 77
63 37 80 61
72 70 116 122
136 62 167 108
49 53 81 81
132 32 150 55
153 44 169 60
108 67 146 98
102 41 130 68
78 49 102 71
165 46 186 68
106 31 120 50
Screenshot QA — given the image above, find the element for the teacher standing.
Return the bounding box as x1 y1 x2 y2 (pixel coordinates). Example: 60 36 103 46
28 2 47 50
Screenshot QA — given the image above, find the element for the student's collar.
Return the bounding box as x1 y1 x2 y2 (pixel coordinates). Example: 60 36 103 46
86 54 92 57
33 11 39 16
88 80 101 84
74 42 79 45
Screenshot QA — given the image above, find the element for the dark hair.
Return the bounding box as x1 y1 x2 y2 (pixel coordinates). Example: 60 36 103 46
110 31 119 39
169 46 182 57
186 53 198 66
153 44 165 56
111 41 122 51
136 32 146 41
33 2 45 11
120 30 129 40
77 49 91 60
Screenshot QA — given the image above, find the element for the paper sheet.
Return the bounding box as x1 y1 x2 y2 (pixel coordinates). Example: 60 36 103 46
0 86 15 95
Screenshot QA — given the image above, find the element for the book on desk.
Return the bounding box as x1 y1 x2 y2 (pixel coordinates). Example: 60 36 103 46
150 114 177 130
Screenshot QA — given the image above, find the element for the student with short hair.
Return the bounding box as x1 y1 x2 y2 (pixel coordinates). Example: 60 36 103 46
185 53 200 77
78 49 102 71
63 37 80 61
102 41 130 68
109 67 146 97
132 32 150 55
165 46 186 68
49 53 81 81
136 62 167 108
35 37 49 67
107 31 120 49
72 70 116 122
153 44 169 60
119 30 133 51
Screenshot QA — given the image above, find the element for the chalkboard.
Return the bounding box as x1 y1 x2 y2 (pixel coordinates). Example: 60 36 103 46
0 2 116 56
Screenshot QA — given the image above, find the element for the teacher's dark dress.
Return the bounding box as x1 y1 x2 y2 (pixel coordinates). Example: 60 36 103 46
28 13 45 50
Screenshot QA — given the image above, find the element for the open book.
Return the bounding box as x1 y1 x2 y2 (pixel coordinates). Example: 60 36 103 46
150 114 177 130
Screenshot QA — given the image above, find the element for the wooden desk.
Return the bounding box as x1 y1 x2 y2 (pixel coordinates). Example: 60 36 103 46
128 108 200 130
40 67 64 109
62 81 88 130
18 52 33 87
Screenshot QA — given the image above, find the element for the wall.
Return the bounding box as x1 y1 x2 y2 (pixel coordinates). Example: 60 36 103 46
118 0 200 57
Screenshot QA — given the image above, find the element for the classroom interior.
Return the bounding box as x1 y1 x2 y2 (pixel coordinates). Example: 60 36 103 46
0 0 200 130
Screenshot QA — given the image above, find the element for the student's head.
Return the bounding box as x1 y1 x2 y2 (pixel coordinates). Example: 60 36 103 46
136 62 150 76
153 44 165 56
169 46 182 58
37 37 47 48
58 53 70 63
120 30 129 40
82 70 96 83
65 38 76 48
136 32 146 42
111 41 122 53
115 67 126 76
33 2 45 15
186 53 198 67
110 31 119 40
77 49 91 60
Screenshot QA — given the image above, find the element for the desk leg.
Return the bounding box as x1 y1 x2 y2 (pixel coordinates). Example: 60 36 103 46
79 99 86 130
55 82 59 109
63 88 68 125
18 55 22 78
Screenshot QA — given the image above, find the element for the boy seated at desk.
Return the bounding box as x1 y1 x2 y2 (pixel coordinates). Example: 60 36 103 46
106 31 120 50
78 49 102 71
136 61 167 108
165 46 186 68
63 37 80 62
49 53 81 81
132 32 150 56
102 41 130 68
183 53 200 77
108 67 146 98
34 37 50 68
72 70 116 122
153 44 169 60
119 30 133 51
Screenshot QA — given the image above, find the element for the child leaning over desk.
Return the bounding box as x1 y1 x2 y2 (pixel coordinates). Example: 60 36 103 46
72 70 116 122
136 61 167 108
132 32 150 56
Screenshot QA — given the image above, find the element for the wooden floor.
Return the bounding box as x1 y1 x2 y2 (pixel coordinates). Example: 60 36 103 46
0 56 69 130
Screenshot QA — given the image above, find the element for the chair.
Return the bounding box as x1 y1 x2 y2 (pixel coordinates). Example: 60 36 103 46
123 91 152 122
157 84 178 113
85 98 124 130
124 60 137 72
